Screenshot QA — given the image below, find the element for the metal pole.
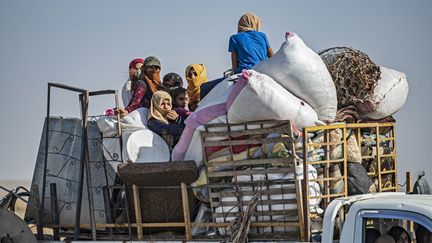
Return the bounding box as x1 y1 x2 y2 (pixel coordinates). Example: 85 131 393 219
39 83 51 240
82 91 97 240
74 93 86 240
50 183 60 240
102 186 114 239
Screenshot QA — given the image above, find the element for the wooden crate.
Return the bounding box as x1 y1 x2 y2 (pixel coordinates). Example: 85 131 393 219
302 123 348 241
201 120 305 241
347 123 398 192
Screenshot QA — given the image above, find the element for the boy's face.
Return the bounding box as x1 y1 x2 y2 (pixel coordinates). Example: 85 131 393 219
175 93 189 108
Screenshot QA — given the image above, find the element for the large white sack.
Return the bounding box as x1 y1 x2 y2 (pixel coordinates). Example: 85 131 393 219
101 132 132 172
362 66 409 120
253 32 337 121
196 75 237 111
227 70 322 128
124 107 149 127
126 129 170 163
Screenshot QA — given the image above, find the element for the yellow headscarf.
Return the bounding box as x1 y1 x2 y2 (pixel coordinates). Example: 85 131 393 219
148 90 172 124
186 64 207 109
237 12 262 33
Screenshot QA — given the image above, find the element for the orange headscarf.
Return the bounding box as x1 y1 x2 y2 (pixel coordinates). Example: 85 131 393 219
237 12 262 33
186 64 207 109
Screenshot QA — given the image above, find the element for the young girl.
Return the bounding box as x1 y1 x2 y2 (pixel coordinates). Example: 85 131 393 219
147 91 186 146
229 12 273 74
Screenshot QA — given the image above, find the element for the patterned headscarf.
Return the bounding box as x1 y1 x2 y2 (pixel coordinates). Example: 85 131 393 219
186 64 207 109
237 12 262 33
148 90 172 124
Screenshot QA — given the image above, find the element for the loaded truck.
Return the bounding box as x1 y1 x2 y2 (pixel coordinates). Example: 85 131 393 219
0 83 431 243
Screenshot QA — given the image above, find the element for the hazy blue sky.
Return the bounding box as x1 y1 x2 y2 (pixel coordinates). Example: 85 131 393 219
1 1 431 185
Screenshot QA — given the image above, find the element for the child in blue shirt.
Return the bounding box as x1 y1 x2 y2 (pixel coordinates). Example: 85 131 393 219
229 12 274 74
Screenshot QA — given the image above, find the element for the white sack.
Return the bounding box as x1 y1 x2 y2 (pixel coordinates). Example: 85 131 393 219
363 66 409 120
96 108 148 137
226 70 322 128
97 110 148 170
196 75 237 111
253 32 337 121
121 80 132 107
126 129 170 163
124 108 149 127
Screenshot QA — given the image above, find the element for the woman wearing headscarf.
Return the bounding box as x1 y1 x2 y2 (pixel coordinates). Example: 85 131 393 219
229 12 273 74
163 72 183 90
186 64 207 111
115 56 163 116
147 91 187 146
121 58 144 107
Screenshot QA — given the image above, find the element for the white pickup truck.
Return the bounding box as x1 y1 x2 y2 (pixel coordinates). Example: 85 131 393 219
320 192 432 243
1 192 431 243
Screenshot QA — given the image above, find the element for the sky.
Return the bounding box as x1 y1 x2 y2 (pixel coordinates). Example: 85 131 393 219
1 1 431 187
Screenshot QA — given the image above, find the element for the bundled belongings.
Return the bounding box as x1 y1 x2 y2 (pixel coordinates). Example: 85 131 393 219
227 70 322 127
96 108 170 166
361 66 409 120
253 32 337 122
319 47 381 109
173 69 323 166
347 162 374 196
197 120 323 240
319 47 409 120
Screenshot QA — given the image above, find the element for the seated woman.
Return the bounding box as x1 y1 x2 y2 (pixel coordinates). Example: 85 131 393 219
122 58 144 107
147 91 186 147
186 64 207 111
116 56 163 116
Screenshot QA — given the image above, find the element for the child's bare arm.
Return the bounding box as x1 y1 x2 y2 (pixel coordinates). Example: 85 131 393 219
267 47 274 58
231 51 239 72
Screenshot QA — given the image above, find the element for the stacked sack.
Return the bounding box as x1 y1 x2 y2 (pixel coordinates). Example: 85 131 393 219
318 47 409 122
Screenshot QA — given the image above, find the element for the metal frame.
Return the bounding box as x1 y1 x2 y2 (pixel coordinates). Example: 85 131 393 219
39 83 120 240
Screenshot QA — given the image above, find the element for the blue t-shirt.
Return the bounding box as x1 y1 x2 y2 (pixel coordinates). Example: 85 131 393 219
228 30 270 74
